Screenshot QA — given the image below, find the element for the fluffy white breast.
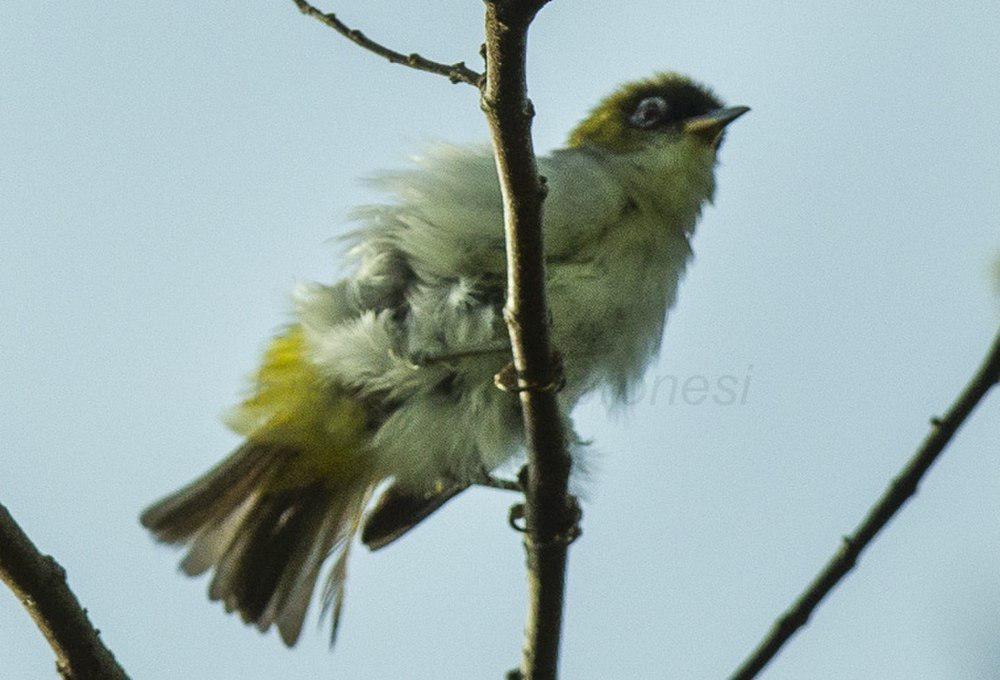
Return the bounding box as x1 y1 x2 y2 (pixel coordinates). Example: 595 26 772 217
547 137 718 402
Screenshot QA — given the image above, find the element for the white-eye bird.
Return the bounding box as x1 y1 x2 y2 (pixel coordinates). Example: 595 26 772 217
141 72 748 646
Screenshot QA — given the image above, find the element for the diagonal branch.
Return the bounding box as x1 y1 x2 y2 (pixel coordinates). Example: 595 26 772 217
480 2 578 679
0 502 130 680
729 328 1000 680
291 0 484 87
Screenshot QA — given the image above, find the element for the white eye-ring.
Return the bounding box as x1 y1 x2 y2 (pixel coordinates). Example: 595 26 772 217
629 96 669 129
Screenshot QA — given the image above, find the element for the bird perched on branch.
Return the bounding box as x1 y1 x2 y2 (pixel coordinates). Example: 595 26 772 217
141 72 748 646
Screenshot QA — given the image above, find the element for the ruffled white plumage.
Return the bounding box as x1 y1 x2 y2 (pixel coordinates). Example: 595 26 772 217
300 136 716 488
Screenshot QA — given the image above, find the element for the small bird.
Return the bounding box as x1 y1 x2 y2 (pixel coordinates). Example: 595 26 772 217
141 72 748 646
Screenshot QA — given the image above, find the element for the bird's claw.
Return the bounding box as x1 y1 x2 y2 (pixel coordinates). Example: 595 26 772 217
493 350 565 394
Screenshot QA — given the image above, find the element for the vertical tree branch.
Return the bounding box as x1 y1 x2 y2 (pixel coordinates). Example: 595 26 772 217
0 502 130 680
291 2 578 675
729 328 1000 680
480 2 578 679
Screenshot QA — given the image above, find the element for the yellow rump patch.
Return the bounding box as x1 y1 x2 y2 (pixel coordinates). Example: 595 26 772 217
229 326 371 491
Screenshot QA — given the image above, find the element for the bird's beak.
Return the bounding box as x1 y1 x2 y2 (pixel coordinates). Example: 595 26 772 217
683 106 751 144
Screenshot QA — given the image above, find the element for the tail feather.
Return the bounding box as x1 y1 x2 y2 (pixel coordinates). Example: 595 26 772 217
140 443 278 543
209 486 326 623
142 325 379 645
317 487 371 646
179 493 257 577
141 442 375 647
320 546 353 646
268 505 346 645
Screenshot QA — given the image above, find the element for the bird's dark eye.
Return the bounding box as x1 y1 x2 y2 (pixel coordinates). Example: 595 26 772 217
628 96 669 129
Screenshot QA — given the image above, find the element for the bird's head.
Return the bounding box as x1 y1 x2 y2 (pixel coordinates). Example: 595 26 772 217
567 72 749 155
566 73 748 224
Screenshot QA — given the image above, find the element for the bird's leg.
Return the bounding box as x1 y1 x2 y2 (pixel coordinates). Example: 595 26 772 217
472 465 522 493
401 344 511 369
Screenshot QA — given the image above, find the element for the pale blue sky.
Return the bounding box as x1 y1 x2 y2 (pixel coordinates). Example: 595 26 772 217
1 2 998 679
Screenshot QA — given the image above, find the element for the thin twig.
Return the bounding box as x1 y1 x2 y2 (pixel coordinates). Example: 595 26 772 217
0 502 130 680
480 2 578 679
730 328 1000 680
292 0 483 87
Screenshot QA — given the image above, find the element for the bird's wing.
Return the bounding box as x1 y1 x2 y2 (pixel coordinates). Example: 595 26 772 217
540 146 635 262
332 144 626 550
349 143 631 283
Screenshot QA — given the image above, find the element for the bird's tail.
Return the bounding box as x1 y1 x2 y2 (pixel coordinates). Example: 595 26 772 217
140 443 373 646
141 326 379 646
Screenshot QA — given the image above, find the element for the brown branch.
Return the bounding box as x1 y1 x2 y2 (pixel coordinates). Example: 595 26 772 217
0 502 129 680
480 2 578 679
730 328 1000 680
290 2 576 675
291 0 484 87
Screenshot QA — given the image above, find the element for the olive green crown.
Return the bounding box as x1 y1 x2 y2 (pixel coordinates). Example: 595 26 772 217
567 72 722 153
